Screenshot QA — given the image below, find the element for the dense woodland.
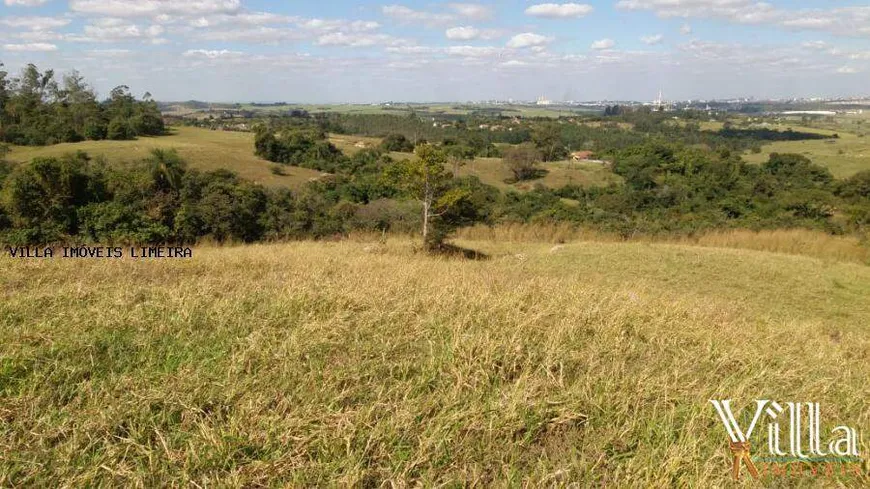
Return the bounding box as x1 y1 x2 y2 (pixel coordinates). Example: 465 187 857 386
1 64 870 248
0 63 164 146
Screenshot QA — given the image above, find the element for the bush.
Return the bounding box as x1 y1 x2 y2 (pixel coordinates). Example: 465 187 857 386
503 145 546 183
78 201 170 244
131 113 165 136
107 118 134 140
379 134 415 153
352 199 420 233
83 119 108 140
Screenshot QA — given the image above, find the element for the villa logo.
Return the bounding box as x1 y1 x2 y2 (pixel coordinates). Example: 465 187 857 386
710 399 863 480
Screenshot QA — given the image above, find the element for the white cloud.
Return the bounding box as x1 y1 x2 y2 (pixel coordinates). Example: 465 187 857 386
506 32 551 49
188 12 299 28
381 5 453 26
185 15 381 45
190 26 301 43
316 32 406 48
802 41 828 50
87 48 132 56
641 34 663 45
1 16 72 31
183 49 243 59
381 3 490 27
837 66 858 74
617 1 870 39
591 38 615 50
63 19 171 44
525 3 594 19
385 46 438 55
4 0 49 6
446 26 479 41
14 31 64 41
446 45 500 58
445 26 500 41
299 19 380 33
3 42 58 51
447 3 492 20
69 0 242 18
616 0 777 22
680 23 692 35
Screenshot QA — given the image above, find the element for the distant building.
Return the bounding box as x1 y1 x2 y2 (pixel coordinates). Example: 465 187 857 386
537 96 552 106
571 151 595 161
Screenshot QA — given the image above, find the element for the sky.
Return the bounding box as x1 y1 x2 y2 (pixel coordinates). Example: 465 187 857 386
1 1 870 103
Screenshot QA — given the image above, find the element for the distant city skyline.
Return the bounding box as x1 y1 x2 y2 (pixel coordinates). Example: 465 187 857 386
1 1 869 102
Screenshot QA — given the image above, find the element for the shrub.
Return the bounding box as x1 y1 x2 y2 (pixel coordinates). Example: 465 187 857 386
379 134 415 153
503 145 546 183
107 118 134 140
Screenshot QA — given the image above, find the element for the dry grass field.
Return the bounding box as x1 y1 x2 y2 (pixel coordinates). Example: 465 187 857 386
456 158 620 191
327 134 384 155
5 127 323 189
457 225 870 265
2 237 868 486
4 128 616 193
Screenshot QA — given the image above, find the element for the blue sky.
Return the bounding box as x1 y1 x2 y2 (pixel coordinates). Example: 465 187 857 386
2 1 870 102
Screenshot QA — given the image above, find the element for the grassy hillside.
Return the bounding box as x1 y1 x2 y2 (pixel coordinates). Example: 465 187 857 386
2 240 868 486
743 132 870 178
5 127 617 192
5 127 323 189
733 119 870 178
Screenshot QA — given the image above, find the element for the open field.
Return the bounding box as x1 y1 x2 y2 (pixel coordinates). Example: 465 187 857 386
5 127 322 189
457 225 870 265
1 239 868 486
5 128 616 192
457 158 620 191
721 116 870 177
327 134 384 155
742 131 870 178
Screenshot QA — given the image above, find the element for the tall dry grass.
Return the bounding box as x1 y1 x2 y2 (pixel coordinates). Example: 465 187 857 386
457 224 870 265
1 239 868 486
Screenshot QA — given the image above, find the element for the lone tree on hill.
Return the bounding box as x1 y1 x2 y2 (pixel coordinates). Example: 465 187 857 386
503 145 544 182
387 144 470 250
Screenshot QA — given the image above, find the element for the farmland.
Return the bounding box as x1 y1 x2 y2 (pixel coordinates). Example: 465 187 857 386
2 236 869 486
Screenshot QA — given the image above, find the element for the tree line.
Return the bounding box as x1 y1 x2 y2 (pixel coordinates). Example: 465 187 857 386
0 63 164 146
2 138 870 249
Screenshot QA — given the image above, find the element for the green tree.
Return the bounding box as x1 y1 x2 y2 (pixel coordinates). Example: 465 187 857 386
0 62 8 135
387 144 469 250
147 148 186 193
1 152 105 242
503 145 544 182
444 144 475 178
380 133 415 152
532 122 568 161
107 117 134 140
